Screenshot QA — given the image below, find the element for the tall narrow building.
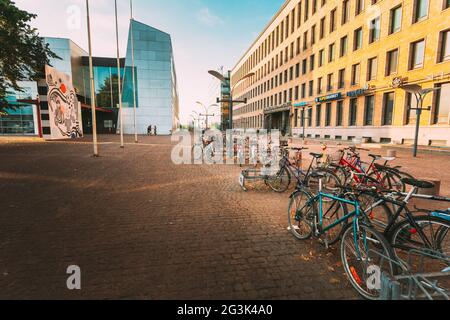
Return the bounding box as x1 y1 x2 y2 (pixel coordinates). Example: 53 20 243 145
121 20 180 135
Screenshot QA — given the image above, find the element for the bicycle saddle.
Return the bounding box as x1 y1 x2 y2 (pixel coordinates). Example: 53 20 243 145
310 153 323 158
291 147 308 151
401 178 435 189
374 163 399 172
309 171 327 178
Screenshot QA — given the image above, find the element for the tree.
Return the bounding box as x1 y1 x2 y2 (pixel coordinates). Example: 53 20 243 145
0 0 59 110
96 74 119 109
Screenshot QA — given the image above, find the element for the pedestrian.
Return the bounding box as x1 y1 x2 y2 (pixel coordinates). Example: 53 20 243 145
154 126 157 136
147 125 152 136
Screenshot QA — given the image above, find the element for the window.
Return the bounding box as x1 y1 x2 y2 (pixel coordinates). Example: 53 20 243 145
382 92 395 126
327 73 333 91
349 98 358 126
390 6 402 34
386 49 399 76
342 0 350 25
354 27 363 51
438 30 450 63
319 49 325 67
317 77 323 94
325 103 332 126
340 35 348 57
364 95 375 126
351 63 360 85
329 43 335 62
301 83 306 98
320 17 326 39
413 0 429 23
311 25 316 45
433 82 450 124
355 0 364 16
330 8 337 32
336 100 343 126
369 17 381 43
338 69 346 89
445 0 450 10
405 92 418 125
308 108 312 126
367 57 378 80
309 80 314 97
409 39 425 70
316 105 322 127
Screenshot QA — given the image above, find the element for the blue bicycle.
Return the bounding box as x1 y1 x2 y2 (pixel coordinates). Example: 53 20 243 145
288 173 398 299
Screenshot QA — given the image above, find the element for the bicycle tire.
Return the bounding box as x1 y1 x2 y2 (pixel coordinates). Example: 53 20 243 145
287 189 315 240
340 222 398 300
266 167 291 193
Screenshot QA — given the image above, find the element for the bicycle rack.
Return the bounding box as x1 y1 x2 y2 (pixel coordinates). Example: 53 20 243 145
368 249 450 300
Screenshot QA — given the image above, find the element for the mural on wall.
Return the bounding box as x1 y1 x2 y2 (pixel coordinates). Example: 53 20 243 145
45 65 83 140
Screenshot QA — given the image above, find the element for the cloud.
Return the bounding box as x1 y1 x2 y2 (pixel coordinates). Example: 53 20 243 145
196 8 223 27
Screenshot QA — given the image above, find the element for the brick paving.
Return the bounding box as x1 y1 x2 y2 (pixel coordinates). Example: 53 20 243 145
0 134 448 300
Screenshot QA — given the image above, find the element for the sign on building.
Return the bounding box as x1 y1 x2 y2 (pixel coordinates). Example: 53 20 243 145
45 65 83 140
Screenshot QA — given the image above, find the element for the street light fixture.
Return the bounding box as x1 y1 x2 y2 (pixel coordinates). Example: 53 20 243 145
196 102 218 129
400 84 440 157
208 70 254 130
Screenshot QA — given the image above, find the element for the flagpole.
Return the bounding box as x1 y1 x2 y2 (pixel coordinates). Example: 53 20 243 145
115 0 124 148
130 0 138 143
86 0 99 157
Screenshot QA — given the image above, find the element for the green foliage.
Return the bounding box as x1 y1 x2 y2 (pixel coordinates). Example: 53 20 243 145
0 0 59 110
96 74 120 109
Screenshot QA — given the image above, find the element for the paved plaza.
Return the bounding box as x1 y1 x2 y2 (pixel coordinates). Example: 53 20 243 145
0 135 449 299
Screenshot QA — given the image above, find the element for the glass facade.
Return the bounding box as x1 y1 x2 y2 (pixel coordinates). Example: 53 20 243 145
121 20 179 135
0 82 38 135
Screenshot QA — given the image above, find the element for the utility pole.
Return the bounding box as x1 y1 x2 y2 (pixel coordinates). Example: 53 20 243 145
115 0 124 148
86 0 99 157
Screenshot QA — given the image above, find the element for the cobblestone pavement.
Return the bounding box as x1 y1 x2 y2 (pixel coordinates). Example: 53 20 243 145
0 135 448 300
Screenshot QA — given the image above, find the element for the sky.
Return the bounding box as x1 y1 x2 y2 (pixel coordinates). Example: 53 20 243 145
14 0 285 125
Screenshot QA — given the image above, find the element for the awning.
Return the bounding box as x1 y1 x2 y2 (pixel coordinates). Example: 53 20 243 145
264 103 292 115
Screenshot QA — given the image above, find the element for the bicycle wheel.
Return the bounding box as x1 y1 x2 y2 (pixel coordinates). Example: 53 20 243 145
306 169 342 195
388 216 450 273
357 194 394 234
371 170 405 192
287 189 315 240
266 167 291 193
340 222 398 300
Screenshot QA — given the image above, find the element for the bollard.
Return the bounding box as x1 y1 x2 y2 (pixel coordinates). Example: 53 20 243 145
418 179 441 196
387 150 397 158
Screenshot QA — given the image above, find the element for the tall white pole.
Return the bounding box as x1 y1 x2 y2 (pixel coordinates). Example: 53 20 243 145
115 0 124 148
130 0 138 143
86 0 99 157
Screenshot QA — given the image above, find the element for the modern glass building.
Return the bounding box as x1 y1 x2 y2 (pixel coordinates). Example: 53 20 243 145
121 20 179 135
1 20 179 137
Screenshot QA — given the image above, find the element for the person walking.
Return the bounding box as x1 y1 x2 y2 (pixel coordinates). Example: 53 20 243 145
147 125 152 136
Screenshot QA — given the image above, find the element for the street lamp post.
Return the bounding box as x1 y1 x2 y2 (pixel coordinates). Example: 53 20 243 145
86 0 99 157
400 84 439 158
196 102 218 130
208 70 254 130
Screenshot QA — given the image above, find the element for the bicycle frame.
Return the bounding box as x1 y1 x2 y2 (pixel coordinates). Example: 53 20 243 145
363 187 439 250
299 180 366 257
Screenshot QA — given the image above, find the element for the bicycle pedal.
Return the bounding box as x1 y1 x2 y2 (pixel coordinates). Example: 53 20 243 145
318 238 330 249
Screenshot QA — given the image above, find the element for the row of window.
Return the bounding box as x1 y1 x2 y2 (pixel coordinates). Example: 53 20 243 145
236 82 450 128
233 0 450 95
234 29 449 111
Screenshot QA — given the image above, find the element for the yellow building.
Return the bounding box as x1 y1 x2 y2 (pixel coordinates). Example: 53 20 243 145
231 0 450 146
